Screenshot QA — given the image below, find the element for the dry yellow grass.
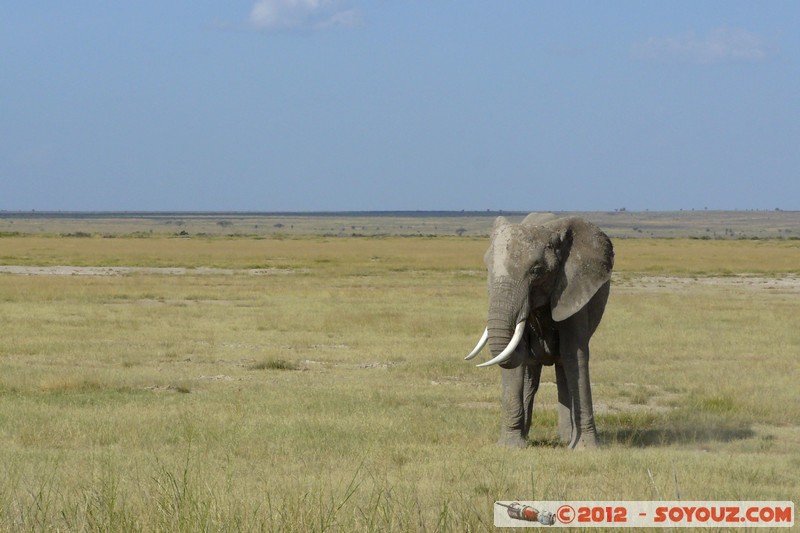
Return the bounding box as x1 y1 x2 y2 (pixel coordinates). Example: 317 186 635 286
0 234 797 531
613 238 800 274
3 235 800 274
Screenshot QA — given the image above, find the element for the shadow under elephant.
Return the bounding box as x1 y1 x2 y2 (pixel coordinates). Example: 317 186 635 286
525 418 756 448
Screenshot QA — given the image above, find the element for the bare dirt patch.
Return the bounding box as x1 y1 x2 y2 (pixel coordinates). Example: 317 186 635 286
614 273 800 294
4 265 795 295
0 265 302 276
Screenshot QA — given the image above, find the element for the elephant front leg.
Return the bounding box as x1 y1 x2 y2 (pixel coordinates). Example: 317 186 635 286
498 362 542 448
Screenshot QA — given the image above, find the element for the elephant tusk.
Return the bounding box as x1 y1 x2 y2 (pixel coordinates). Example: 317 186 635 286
476 321 526 368
464 328 489 360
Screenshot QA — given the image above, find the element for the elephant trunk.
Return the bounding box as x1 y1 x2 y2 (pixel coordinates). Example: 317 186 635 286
487 319 515 357
486 277 529 358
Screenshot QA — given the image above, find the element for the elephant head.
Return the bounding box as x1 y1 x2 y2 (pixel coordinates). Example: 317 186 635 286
466 215 614 368
464 214 614 449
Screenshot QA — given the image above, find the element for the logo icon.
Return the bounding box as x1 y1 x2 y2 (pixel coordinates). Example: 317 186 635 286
496 502 556 525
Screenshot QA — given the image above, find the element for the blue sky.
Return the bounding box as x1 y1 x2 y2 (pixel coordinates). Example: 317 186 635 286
2 1 798 212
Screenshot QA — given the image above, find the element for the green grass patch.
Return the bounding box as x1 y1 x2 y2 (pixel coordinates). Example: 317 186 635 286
248 358 298 371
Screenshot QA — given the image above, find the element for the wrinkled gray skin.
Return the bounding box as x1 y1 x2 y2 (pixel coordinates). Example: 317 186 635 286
479 214 613 449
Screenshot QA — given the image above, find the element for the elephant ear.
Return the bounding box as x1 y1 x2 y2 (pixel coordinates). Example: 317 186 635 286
521 212 558 226
546 217 614 322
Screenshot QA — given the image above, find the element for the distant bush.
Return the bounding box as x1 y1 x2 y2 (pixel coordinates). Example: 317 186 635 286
249 359 298 371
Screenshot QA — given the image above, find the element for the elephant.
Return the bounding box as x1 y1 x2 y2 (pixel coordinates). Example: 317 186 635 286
464 213 613 449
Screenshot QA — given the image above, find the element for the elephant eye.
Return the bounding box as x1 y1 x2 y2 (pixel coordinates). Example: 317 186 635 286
530 263 542 274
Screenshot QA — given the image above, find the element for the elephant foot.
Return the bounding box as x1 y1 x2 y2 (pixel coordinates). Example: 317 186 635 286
557 421 573 445
569 432 599 450
498 433 528 449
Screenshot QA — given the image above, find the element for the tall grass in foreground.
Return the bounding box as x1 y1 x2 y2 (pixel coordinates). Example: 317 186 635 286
0 236 797 531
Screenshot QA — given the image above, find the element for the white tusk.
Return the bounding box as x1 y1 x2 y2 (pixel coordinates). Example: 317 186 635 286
476 321 526 368
464 328 489 360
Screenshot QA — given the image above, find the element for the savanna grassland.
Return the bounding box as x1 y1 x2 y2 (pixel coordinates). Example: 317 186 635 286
0 219 798 531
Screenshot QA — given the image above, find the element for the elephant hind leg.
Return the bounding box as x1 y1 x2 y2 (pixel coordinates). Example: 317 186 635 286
555 364 573 444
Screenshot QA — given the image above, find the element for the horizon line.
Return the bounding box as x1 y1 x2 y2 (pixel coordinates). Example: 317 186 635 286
1 208 796 219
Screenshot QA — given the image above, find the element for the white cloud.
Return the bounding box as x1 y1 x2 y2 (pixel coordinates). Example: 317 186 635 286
249 0 362 31
634 27 773 64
